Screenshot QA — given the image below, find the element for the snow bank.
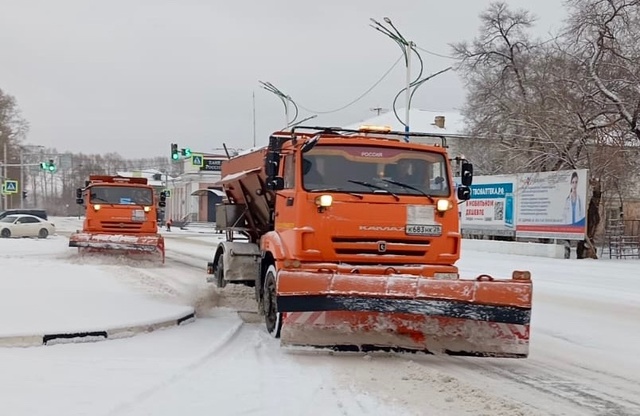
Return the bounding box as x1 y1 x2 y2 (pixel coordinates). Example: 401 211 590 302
0 238 194 342
463 238 566 258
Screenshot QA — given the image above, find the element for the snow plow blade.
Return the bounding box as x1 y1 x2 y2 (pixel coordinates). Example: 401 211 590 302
68 232 165 263
276 269 532 358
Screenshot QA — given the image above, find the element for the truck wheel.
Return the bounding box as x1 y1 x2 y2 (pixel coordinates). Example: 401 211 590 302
263 265 282 338
255 270 264 314
214 255 226 288
0 228 10 238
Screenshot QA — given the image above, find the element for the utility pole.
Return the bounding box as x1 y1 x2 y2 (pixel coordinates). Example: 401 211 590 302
20 149 24 209
258 81 297 128
370 107 387 116
3 142 7 211
370 17 451 142
404 41 412 136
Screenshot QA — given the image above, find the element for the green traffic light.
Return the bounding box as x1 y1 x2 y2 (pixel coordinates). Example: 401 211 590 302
172 153 180 160
48 164 56 172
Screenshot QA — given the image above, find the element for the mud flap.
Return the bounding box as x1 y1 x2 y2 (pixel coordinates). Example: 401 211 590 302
276 269 532 358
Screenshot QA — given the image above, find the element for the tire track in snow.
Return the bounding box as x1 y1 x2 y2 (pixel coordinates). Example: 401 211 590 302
416 355 640 416
104 319 245 416
486 359 640 415
107 324 297 416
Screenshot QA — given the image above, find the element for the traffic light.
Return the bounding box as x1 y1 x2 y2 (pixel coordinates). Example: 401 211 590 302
182 148 192 157
171 143 179 161
39 160 57 172
22 191 27 199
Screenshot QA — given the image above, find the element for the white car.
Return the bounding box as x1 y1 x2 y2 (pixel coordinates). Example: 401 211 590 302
0 214 56 239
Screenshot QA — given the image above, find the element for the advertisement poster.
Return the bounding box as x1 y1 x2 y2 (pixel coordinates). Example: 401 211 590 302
460 175 517 236
515 169 588 240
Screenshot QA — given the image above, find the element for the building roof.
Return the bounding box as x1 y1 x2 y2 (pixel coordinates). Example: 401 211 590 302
344 108 467 137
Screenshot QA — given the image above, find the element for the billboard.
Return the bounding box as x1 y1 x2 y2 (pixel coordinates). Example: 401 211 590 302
515 169 588 240
460 175 517 236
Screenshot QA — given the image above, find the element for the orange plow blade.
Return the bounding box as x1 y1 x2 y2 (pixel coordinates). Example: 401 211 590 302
276 269 532 358
69 232 165 263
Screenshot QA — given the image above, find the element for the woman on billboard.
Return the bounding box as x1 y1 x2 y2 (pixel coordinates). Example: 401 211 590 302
563 171 585 225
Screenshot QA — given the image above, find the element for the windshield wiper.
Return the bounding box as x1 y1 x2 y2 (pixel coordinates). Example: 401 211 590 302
347 180 400 201
381 179 436 202
90 196 109 203
309 187 364 199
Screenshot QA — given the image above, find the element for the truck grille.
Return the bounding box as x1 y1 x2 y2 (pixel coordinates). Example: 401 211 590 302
331 236 429 257
100 221 143 232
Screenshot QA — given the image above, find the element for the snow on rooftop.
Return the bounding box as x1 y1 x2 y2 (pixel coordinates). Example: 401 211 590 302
345 108 468 136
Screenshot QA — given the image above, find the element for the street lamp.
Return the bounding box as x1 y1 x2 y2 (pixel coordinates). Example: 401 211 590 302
370 17 452 141
370 17 415 138
258 81 300 128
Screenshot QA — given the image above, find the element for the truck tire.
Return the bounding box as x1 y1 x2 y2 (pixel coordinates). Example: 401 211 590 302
214 255 226 288
263 265 282 338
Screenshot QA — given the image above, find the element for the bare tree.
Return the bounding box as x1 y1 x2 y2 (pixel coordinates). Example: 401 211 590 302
452 1 640 257
564 0 640 142
0 88 28 209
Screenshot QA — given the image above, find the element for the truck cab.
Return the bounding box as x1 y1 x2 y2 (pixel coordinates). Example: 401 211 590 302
75 175 163 235
69 175 167 263
262 127 473 268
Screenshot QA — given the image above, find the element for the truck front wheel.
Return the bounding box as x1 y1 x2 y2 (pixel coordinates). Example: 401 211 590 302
263 265 282 338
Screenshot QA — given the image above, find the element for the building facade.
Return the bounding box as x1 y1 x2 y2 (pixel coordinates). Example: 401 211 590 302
164 152 229 223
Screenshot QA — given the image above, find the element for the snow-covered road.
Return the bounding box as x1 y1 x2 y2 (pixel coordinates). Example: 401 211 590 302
1 218 638 415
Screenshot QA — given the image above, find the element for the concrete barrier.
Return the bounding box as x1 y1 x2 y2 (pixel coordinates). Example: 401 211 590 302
462 238 566 259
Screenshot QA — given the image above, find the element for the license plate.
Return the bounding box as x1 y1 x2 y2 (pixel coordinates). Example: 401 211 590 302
405 224 441 236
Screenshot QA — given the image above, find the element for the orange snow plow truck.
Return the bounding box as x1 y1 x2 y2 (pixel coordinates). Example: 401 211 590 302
69 175 166 263
207 126 533 358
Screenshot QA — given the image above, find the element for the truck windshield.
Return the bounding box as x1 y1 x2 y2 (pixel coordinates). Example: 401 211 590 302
302 144 450 197
89 186 154 205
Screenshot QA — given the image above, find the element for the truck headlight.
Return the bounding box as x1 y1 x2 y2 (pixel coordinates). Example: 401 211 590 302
144 206 151 212
93 204 101 211
436 199 452 212
315 194 333 207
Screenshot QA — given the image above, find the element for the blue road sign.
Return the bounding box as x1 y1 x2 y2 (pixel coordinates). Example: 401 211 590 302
191 154 204 167
3 180 18 194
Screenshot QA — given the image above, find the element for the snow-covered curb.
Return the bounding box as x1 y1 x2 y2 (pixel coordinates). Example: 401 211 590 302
0 310 196 348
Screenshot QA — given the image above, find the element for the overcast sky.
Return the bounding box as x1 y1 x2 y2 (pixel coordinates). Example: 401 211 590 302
0 0 566 158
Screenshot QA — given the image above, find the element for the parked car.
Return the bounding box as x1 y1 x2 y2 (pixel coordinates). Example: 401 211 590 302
0 214 56 239
0 209 48 221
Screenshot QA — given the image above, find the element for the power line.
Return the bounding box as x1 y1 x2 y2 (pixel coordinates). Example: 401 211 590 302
295 53 404 115
414 45 456 59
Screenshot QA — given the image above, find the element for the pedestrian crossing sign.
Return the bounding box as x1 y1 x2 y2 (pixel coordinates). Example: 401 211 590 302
191 154 204 167
2 180 18 194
